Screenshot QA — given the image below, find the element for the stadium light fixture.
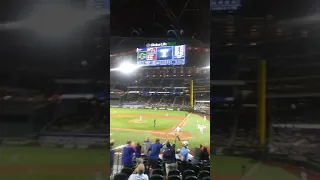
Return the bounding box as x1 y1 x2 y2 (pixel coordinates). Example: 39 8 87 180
204 66 210 69
110 61 141 74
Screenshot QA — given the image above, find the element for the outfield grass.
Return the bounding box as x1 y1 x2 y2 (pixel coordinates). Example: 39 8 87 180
110 108 210 151
0 146 109 180
211 156 299 180
111 116 175 130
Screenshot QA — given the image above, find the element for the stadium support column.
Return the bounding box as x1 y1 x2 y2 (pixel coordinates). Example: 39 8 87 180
190 80 194 109
258 60 267 147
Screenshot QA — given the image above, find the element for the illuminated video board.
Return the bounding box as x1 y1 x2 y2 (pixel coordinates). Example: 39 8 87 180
137 42 186 67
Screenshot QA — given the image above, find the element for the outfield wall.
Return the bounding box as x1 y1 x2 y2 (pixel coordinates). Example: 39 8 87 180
111 104 209 116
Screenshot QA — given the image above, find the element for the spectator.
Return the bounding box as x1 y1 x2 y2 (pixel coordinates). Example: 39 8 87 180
143 137 152 155
179 139 190 172
163 136 178 178
148 138 167 176
199 146 210 161
135 143 142 158
129 163 149 180
123 140 136 168
192 144 203 164
110 139 115 177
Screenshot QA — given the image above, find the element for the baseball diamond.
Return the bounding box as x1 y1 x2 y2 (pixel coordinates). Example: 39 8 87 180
110 108 210 152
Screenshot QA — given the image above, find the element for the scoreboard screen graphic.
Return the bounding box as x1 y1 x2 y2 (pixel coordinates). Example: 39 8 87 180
211 0 241 11
137 44 186 66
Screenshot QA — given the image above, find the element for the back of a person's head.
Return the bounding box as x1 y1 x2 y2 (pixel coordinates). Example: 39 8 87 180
203 146 207 151
137 163 145 175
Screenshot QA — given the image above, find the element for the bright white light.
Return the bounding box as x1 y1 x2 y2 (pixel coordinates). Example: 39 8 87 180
110 62 141 74
203 66 210 69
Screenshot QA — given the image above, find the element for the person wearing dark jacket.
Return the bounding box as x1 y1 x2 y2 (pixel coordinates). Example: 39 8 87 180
163 136 178 178
192 144 203 164
135 143 142 158
199 146 210 161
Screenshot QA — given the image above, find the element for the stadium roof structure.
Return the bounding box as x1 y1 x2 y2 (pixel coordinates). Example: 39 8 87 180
111 0 210 49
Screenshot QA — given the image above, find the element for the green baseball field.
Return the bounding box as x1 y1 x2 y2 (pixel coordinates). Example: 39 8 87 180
110 108 210 151
212 156 320 180
0 146 109 180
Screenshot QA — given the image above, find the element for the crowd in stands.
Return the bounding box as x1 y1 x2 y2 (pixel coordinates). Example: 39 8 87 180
212 128 260 148
194 103 210 114
123 94 209 114
269 127 320 157
110 136 210 180
130 79 187 87
44 99 108 134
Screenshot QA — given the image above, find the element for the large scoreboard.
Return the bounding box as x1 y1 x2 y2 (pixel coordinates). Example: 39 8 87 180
137 42 186 67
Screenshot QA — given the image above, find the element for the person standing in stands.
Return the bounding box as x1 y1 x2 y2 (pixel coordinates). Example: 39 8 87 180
199 146 210 161
143 137 152 156
192 144 203 164
110 139 115 177
122 140 135 168
135 143 142 158
179 139 190 173
163 136 178 178
148 137 168 176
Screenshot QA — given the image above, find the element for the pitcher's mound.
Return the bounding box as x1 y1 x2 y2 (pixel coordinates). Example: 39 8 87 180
128 119 145 124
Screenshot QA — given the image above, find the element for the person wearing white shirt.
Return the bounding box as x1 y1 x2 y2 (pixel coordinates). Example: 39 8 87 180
128 164 149 180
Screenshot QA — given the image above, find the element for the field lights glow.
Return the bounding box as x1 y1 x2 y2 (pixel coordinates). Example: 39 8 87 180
110 62 141 74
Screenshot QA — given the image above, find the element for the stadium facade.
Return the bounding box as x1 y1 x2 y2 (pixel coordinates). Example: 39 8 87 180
110 36 210 115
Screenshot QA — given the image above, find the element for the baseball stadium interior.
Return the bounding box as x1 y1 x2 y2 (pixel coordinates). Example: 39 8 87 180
211 0 320 180
109 0 211 180
1 0 320 180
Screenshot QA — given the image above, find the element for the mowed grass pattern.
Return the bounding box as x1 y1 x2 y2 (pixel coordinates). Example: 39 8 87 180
110 116 177 130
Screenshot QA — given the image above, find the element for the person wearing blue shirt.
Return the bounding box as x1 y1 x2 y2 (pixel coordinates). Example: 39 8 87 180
122 140 136 168
147 138 168 176
179 140 190 172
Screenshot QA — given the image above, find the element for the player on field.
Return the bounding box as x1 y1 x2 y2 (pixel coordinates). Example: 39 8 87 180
154 119 156 127
166 113 168 117
204 115 206 121
199 124 205 133
175 126 181 133
140 116 143 121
